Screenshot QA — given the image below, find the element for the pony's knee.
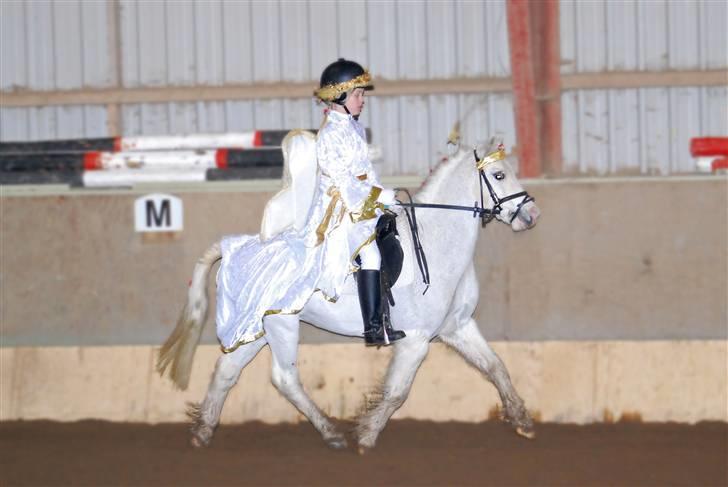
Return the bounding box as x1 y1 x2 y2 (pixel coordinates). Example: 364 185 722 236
214 356 243 387
382 388 408 409
271 362 298 394
396 332 430 360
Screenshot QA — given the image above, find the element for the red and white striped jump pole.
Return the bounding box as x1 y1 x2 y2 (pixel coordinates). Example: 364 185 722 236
691 137 728 172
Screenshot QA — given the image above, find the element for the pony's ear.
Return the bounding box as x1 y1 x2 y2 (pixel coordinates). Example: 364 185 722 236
487 135 503 153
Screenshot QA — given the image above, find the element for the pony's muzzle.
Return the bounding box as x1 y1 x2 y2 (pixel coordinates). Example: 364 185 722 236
513 204 540 231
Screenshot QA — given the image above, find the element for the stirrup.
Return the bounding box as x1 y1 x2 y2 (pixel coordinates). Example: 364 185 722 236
364 325 388 346
364 323 405 347
383 314 406 343
385 327 406 342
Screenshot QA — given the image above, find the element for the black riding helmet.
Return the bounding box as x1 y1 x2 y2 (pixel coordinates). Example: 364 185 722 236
314 58 373 106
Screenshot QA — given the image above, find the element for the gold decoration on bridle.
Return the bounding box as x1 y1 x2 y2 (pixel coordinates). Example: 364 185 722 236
476 144 506 170
314 72 372 101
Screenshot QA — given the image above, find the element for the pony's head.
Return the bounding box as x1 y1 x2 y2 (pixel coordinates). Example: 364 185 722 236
415 135 540 232
472 137 540 232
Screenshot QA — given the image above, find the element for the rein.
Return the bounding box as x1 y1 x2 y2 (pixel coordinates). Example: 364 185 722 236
395 201 498 219
393 189 430 295
392 147 535 291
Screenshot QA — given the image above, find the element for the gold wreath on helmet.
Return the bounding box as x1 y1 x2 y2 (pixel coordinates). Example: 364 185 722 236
314 72 372 102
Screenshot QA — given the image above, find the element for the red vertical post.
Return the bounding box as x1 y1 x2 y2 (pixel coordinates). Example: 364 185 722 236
532 0 563 175
507 0 541 177
507 0 562 177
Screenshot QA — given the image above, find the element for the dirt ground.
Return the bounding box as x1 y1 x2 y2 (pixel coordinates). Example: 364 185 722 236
1 419 726 486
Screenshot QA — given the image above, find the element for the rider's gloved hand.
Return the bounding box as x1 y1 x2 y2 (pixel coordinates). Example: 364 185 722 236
377 187 397 210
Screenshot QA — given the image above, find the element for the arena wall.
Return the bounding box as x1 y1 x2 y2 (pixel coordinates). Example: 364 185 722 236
1 176 726 423
2 341 726 424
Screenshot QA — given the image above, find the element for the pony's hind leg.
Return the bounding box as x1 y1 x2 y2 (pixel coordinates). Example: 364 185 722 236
264 314 348 450
356 331 430 451
439 318 535 438
189 338 267 447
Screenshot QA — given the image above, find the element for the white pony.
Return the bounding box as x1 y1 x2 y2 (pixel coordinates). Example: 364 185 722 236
157 135 541 451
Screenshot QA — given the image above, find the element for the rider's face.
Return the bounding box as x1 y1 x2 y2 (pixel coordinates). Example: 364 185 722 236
344 88 366 116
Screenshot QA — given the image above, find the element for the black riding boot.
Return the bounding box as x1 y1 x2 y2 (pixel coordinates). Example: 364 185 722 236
357 269 406 346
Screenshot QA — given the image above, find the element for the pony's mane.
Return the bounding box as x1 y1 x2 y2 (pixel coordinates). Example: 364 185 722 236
413 139 500 203
415 146 482 201
414 149 469 203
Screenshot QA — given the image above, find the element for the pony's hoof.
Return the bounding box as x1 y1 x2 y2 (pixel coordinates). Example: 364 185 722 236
326 435 348 450
356 436 376 454
190 434 210 448
190 436 207 448
516 426 536 439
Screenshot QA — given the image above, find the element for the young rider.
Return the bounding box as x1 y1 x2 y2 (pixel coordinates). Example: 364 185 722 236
314 58 406 346
215 58 405 351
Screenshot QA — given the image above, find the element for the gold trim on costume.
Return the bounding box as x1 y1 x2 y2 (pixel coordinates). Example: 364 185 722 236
350 186 383 223
337 204 346 225
221 329 266 353
316 189 342 246
476 146 506 170
264 308 302 317
222 286 341 354
356 174 368 181
315 288 339 303
349 230 378 267
314 72 372 101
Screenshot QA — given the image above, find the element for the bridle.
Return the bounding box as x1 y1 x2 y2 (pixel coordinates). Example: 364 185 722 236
393 145 535 294
474 146 535 227
395 145 535 228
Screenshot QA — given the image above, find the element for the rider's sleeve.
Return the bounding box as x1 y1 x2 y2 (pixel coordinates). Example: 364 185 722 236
317 130 373 211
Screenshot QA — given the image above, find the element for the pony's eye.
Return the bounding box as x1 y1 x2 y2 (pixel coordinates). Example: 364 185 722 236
494 171 505 181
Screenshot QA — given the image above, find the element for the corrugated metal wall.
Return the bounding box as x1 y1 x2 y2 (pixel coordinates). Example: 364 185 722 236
560 0 727 174
1 0 725 176
0 0 112 140
115 0 514 176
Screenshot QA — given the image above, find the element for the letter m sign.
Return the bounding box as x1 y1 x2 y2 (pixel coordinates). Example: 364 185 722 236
134 194 183 232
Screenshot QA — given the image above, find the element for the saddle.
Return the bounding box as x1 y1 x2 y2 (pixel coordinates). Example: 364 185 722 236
376 211 404 307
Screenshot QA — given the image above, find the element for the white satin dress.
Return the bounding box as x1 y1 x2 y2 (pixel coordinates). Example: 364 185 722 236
216 110 386 351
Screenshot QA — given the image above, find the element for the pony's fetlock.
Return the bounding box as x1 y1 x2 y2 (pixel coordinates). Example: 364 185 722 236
356 429 378 451
355 415 381 451
503 400 535 439
187 402 217 447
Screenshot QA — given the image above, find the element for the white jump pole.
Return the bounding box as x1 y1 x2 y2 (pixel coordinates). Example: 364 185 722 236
117 132 262 151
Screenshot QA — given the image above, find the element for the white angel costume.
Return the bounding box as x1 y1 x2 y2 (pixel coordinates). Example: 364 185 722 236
216 110 389 351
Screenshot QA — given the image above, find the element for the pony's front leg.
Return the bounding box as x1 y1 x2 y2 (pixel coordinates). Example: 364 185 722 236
356 332 430 451
264 314 347 450
440 318 535 438
189 338 266 447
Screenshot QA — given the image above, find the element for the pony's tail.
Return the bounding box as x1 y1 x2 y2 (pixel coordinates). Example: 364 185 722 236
156 241 222 390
